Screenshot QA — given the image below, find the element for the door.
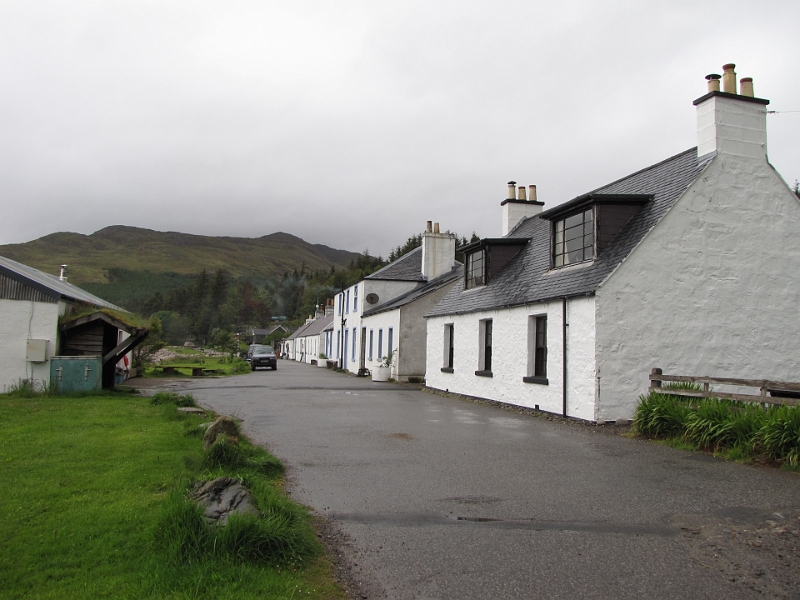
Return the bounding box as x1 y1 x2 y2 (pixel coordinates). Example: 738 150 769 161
359 327 367 370
50 356 102 393
343 329 349 369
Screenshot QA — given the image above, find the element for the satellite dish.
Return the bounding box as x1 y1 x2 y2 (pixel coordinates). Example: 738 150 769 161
366 293 379 304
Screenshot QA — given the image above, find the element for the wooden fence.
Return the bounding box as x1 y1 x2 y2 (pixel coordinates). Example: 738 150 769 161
649 368 800 407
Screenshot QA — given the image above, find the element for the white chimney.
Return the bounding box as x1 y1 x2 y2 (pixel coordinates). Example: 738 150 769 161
695 63 769 160
421 222 457 281
501 182 544 236
59 265 68 281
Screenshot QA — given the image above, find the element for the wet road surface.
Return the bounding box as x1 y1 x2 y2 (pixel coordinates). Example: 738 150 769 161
143 360 800 599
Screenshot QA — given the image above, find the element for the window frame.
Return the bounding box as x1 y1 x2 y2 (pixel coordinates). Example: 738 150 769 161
475 319 493 377
368 329 374 361
552 207 596 269
441 323 454 373
465 248 487 290
524 314 548 385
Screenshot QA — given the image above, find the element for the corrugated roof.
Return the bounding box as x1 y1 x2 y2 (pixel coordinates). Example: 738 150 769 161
427 148 713 318
0 254 123 311
365 246 425 281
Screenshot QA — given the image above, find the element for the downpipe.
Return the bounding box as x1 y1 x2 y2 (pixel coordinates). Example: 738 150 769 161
562 297 568 418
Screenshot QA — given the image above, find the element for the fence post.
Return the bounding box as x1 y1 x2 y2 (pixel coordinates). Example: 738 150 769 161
650 367 662 391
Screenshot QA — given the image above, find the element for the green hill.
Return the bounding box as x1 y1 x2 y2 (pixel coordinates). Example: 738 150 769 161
0 226 361 285
0 226 363 313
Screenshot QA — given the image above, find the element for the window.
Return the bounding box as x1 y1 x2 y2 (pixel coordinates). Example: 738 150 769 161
351 327 357 362
378 328 383 359
353 286 358 312
442 324 454 373
554 208 594 267
345 289 350 313
337 293 343 316
524 315 548 384
369 329 374 361
465 249 486 289
476 319 492 376
387 328 393 361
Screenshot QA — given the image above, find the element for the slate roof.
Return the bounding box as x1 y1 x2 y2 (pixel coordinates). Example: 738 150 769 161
427 147 714 318
365 246 425 282
0 254 123 311
295 313 333 338
362 265 464 318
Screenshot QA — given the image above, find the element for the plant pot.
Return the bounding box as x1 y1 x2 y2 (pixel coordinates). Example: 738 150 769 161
326 360 336 369
317 359 328 368
372 366 390 382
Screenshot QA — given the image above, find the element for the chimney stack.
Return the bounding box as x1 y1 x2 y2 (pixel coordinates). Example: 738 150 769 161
740 77 754 97
507 181 516 200
695 62 769 160
59 265 68 282
705 73 721 93
421 221 457 281
722 63 737 94
501 182 544 236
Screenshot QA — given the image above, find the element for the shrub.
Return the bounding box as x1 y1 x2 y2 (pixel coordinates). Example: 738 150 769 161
203 434 285 477
684 399 737 450
632 392 691 437
759 406 800 466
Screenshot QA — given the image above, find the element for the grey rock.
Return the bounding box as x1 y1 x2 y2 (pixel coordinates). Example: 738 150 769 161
191 477 259 526
203 417 239 450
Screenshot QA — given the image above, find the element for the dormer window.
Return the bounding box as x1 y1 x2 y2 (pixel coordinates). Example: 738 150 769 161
544 194 652 270
465 249 486 289
553 208 594 267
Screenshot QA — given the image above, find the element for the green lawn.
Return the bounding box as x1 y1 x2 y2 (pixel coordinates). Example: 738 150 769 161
0 393 344 599
144 352 251 377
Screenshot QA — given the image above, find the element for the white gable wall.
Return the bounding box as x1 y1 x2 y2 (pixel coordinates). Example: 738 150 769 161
595 154 800 421
0 298 63 391
425 296 596 420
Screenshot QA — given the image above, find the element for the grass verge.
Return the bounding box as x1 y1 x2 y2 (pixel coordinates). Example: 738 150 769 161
0 392 345 599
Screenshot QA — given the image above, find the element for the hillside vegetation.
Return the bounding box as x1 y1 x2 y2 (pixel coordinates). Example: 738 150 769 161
0 225 360 285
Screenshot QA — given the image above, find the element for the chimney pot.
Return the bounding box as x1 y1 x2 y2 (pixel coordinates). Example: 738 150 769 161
433 222 440 233
528 185 537 202
517 186 526 200
740 77 754 97
705 73 721 93
426 220 432 233
722 63 737 94
507 181 516 200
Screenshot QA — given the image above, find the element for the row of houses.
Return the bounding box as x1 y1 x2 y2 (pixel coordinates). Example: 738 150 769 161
283 64 800 422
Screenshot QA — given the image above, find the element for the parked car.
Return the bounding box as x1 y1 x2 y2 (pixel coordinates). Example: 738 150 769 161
250 345 277 371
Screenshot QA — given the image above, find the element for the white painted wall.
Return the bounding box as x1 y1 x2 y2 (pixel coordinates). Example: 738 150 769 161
0 299 62 391
361 309 401 378
425 296 596 420
596 153 800 421
333 279 421 373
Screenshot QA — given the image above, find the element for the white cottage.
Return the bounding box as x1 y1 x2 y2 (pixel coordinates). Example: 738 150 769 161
425 64 800 422
0 256 147 391
333 223 459 376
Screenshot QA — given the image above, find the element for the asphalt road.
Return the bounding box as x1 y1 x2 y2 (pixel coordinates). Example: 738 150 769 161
145 360 800 599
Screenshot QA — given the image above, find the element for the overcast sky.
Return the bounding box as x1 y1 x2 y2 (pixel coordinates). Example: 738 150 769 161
2 1 798 258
